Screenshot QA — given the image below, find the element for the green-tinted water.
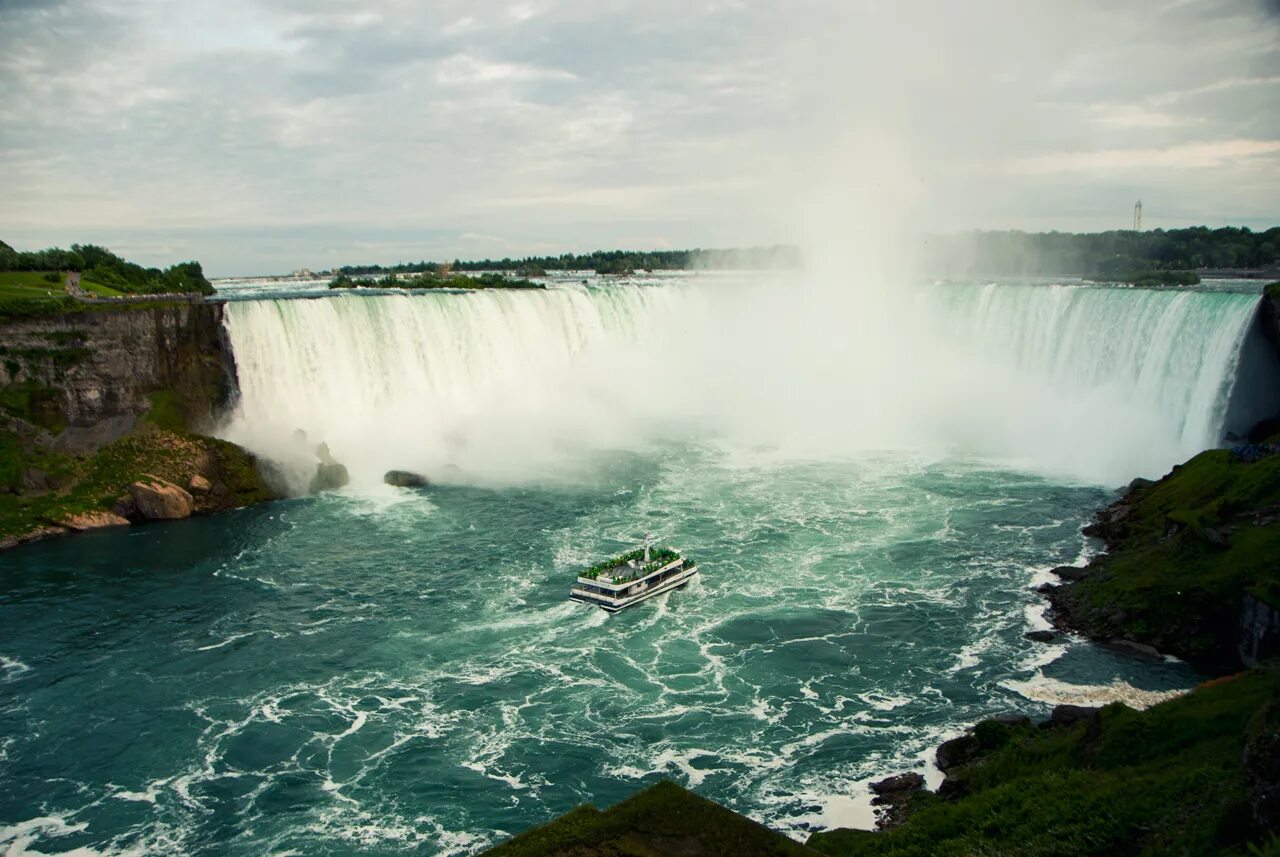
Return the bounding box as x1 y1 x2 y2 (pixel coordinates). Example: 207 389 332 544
0 442 1199 855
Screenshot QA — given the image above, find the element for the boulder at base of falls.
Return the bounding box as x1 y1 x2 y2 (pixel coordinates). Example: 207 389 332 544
127 476 195 520
310 462 350 493
384 470 429 488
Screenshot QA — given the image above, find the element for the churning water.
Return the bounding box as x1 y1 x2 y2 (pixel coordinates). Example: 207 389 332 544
0 275 1268 855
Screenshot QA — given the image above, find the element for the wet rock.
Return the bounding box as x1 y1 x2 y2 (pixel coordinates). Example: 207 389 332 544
127 476 195 520
61 511 130 532
310 462 350 493
869 772 925 795
384 470 429 488
936 734 979 771
1025 630 1057 643
988 714 1032 728
1051 565 1089 581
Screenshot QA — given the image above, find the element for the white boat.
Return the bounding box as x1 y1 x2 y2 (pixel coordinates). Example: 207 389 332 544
569 541 698 612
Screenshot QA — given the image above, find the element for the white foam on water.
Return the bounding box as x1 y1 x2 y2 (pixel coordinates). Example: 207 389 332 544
0 815 128 857
0 656 31 682
1002 674 1188 709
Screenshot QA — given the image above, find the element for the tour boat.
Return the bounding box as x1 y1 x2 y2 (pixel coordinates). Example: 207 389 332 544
569 541 698 612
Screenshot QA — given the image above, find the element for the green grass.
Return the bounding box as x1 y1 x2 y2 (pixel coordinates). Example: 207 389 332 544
0 424 276 541
484 780 816 856
0 271 65 298
0 271 128 302
79 279 126 297
807 668 1280 857
1058 449 1280 664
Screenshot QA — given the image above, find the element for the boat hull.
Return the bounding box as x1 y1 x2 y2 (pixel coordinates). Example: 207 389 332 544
570 565 698 612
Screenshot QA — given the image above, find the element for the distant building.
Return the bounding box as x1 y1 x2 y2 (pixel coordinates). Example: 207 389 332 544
291 268 314 279
1133 200 1143 232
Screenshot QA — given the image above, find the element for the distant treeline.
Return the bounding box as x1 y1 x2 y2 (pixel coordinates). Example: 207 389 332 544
334 245 803 277
928 226 1280 278
0 240 214 296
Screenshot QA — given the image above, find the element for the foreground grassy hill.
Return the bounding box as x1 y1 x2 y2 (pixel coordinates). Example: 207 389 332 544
484 780 816 856
809 667 1279 857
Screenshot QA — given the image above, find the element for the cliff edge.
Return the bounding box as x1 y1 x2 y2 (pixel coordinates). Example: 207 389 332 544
0 301 277 548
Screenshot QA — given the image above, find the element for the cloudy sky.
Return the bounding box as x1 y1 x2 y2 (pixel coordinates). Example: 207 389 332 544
1 0 1278 275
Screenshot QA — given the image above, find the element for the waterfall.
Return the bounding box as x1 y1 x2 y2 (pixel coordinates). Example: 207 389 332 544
219 285 697 491
219 280 1272 490
922 283 1268 456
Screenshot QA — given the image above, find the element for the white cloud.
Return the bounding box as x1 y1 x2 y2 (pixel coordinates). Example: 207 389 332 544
1012 139 1280 174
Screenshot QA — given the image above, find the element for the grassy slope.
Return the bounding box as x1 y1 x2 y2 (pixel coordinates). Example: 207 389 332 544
808 668 1280 857
0 422 276 542
0 271 123 298
1055 447 1280 665
484 780 816 857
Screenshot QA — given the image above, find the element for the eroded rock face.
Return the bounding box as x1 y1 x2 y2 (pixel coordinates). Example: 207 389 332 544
188 474 213 494
0 302 232 450
128 476 195 520
61 511 130 531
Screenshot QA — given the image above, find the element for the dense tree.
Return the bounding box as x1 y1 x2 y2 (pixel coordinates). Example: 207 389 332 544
0 241 213 295
928 226 1280 278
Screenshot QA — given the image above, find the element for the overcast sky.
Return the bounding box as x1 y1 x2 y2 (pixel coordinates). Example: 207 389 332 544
1 0 1278 275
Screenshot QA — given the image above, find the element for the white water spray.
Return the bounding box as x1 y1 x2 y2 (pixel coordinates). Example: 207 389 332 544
219 278 1265 492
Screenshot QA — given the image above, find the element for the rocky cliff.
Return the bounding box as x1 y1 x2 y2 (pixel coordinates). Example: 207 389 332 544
0 301 276 548
0 301 233 449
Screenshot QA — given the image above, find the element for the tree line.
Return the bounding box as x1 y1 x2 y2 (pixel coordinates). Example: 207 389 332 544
0 240 214 296
334 245 803 278
927 226 1280 278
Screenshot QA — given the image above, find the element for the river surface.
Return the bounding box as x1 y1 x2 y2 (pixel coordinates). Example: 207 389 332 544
3 273 1262 855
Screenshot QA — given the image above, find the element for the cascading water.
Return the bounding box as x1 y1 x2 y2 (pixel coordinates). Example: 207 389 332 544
219 285 699 490
220 278 1267 489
